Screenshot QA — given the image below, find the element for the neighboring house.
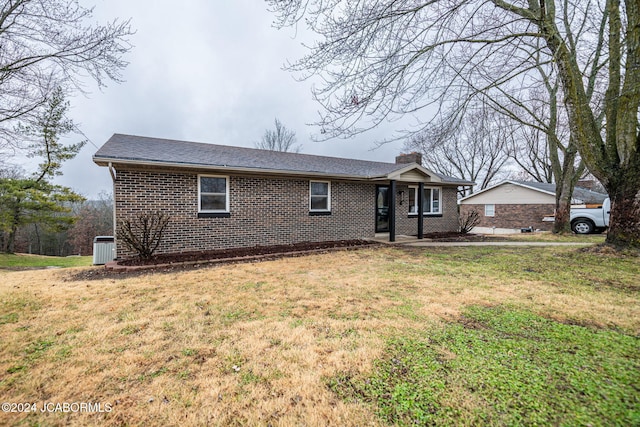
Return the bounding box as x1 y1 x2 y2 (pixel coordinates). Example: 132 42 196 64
458 180 608 233
93 134 474 258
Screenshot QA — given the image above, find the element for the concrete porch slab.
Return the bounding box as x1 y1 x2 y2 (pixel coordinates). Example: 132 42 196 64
371 233 420 244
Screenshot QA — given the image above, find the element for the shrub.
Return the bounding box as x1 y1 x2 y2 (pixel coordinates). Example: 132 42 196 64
116 212 170 259
459 209 480 234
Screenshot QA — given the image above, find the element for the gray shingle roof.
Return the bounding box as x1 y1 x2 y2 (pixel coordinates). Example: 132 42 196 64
502 180 607 203
510 180 556 194
478 179 609 203
94 134 471 185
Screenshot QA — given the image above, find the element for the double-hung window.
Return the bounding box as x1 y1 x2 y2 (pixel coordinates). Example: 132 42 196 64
408 186 442 215
199 175 229 213
310 181 331 212
485 204 495 217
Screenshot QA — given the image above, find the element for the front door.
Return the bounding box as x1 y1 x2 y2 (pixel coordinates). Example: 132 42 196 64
376 185 390 232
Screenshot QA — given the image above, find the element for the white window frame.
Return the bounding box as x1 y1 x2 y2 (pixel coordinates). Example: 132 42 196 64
198 174 230 213
485 204 495 217
309 180 331 212
408 186 442 215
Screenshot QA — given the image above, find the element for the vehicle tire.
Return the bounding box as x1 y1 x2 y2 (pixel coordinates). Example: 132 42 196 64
572 219 594 234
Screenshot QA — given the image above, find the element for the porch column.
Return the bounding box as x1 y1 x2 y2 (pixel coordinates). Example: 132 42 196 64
389 180 396 242
417 182 424 239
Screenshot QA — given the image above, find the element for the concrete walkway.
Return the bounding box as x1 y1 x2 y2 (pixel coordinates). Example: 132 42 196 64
401 241 594 247
371 234 594 247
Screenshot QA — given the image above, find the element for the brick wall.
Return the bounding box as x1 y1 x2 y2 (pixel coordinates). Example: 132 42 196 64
114 167 377 258
460 203 555 231
395 185 460 235
114 167 464 258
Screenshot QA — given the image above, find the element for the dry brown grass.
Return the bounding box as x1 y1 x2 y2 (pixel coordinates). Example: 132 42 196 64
0 246 637 426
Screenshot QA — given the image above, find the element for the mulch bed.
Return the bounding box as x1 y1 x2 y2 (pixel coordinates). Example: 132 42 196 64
64 234 501 281
118 239 377 267
113 233 493 265
66 240 379 281
113 234 493 268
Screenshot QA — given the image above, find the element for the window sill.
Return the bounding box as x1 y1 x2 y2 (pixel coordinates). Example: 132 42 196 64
309 211 331 216
198 212 231 218
408 213 443 218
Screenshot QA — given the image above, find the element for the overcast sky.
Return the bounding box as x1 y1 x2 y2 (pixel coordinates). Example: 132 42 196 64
50 0 405 199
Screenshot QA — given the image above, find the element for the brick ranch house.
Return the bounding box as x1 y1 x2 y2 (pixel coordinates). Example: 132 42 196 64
93 134 474 259
458 180 608 233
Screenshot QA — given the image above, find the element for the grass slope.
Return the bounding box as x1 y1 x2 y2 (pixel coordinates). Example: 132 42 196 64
0 246 637 426
0 253 92 270
329 305 639 426
486 232 606 244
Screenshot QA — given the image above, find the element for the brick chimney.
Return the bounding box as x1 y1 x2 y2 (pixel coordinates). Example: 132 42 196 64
395 152 423 166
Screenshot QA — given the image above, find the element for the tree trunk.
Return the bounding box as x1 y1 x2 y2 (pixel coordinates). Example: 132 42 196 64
6 203 21 254
551 152 578 234
7 226 17 254
34 223 42 255
605 159 640 248
607 191 640 247
600 0 640 248
552 145 584 234
553 191 573 234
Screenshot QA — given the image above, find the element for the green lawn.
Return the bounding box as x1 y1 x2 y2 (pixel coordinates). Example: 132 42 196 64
0 253 92 270
0 246 637 426
328 305 639 426
492 232 607 244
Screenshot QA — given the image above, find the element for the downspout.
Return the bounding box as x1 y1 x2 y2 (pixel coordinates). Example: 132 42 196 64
108 162 117 260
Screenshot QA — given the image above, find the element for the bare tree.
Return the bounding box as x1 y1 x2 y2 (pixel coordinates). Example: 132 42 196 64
256 118 301 153
68 192 114 255
493 71 588 233
268 0 640 248
405 100 512 196
0 0 133 154
508 126 554 184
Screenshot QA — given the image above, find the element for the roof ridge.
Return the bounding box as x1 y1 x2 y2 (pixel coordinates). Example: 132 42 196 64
111 133 400 167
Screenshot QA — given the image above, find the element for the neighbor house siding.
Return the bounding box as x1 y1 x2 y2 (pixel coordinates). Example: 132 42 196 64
114 167 376 258
460 203 555 231
460 183 555 204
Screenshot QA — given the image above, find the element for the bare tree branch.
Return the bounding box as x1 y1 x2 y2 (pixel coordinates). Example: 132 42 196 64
269 0 640 247
255 118 301 152
404 100 512 195
0 0 133 153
